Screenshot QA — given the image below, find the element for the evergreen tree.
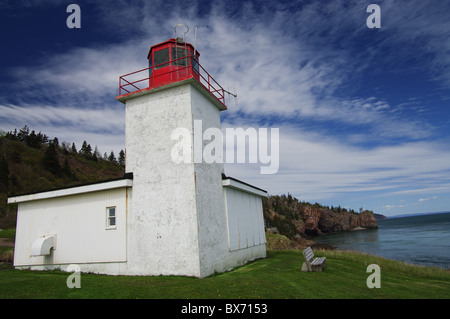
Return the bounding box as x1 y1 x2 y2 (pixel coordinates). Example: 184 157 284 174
13 128 18 138
17 125 29 142
71 143 77 153
61 142 69 155
63 156 71 177
87 144 93 158
80 141 87 155
42 142 61 175
118 150 125 166
10 149 22 164
0 157 9 189
27 130 40 148
92 150 98 161
108 151 116 163
80 141 93 159
52 137 59 148
93 146 100 162
37 132 48 144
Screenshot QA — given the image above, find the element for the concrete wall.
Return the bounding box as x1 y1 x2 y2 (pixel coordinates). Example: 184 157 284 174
124 80 266 277
190 85 229 277
13 187 130 271
124 82 202 276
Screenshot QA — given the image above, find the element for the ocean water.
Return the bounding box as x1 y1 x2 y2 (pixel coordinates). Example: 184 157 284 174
313 212 450 269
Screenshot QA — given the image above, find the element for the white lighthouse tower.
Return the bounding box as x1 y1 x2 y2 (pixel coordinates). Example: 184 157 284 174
9 34 266 278
116 36 266 277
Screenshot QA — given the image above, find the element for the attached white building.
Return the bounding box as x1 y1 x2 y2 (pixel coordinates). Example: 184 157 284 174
8 37 267 278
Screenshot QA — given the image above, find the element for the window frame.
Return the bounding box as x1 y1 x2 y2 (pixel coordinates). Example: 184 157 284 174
106 206 117 230
153 48 170 69
171 47 190 67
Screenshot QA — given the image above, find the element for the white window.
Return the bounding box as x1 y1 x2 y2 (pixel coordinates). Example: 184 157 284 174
106 207 116 229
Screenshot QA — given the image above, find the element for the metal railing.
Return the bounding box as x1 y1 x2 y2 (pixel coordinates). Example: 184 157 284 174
118 56 226 107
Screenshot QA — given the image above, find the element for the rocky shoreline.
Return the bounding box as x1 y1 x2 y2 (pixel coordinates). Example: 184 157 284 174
265 201 378 238
301 206 378 235
263 195 379 251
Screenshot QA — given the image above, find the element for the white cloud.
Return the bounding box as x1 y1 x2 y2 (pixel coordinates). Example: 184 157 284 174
0 104 125 155
419 196 438 202
0 104 123 131
10 41 148 99
224 123 450 202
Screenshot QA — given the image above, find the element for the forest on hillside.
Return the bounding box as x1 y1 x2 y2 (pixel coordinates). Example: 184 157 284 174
0 126 125 228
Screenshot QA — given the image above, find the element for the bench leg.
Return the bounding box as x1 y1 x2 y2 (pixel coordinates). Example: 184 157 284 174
301 262 309 272
312 263 326 272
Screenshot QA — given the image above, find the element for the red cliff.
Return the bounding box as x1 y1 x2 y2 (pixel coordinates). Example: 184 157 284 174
263 195 378 238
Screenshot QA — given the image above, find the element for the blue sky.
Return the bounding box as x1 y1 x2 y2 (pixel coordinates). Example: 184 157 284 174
1 0 450 216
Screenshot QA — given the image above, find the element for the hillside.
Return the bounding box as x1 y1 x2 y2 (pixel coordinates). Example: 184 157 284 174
0 126 125 228
374 213 388 220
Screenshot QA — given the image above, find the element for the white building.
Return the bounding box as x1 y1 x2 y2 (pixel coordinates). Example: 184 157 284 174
8 37 267 278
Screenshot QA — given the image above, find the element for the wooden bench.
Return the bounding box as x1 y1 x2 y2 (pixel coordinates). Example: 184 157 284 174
301 247 326 272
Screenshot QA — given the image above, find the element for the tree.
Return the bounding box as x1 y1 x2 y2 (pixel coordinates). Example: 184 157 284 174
37 132 48 145
108 151 116 163
42 142 61 175
0 157 9 190
80 141 92 159
92 146 101 162
63 157 72 177
61 142 69 155
27 130 40 148
5 128 18 141
10 148 22 164
118 150 125 166
71 143 77 153
17 125 29 142
80 141 87 155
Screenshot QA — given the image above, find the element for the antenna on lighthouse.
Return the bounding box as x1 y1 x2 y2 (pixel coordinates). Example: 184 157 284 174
194 25 198 57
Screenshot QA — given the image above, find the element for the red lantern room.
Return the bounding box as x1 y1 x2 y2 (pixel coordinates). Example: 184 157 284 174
147 38 200 89
117 29 228 109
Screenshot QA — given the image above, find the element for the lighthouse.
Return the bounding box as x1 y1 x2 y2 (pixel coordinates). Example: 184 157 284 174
116 33 266 277
117 36 230 277
9 33 266 278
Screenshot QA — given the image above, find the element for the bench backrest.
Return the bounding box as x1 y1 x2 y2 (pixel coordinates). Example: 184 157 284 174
303 247 314 263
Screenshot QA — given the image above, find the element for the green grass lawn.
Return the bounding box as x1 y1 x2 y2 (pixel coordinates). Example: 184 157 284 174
0 249 448 299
